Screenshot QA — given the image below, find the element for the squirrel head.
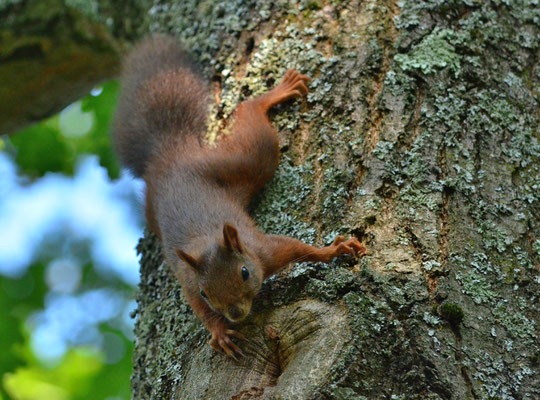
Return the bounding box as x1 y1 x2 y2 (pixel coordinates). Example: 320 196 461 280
175 223 263 323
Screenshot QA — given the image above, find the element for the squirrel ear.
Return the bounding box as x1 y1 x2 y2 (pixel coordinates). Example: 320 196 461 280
223 223 243 253
175 249 200 271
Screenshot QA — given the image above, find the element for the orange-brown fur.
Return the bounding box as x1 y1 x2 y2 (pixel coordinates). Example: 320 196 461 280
113 35 367 359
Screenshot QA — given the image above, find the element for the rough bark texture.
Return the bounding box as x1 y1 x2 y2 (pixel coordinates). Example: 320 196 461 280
129 1 539 399
0 0 151 135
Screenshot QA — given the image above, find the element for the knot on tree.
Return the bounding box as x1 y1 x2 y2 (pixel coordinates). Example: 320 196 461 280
178 300 350 399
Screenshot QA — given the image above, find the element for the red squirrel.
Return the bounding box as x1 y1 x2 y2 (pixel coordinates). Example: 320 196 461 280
113 35 367 359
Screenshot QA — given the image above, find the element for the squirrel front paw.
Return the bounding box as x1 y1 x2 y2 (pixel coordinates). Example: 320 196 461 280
320 235 368 263
208 325 245 361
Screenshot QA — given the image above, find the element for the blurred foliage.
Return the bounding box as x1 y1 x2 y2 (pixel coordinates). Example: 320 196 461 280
0 263 48 392
4 348 103 400
3 341 133 400
8 81 120 180
0 81 136 400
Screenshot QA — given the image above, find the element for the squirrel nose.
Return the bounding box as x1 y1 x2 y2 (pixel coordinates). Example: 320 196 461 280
228 305 242 321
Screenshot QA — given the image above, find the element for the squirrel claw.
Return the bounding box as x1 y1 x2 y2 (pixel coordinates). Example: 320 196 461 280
323 236 368 262
226 329 246 341
209 328 245 361
280 70 311 95
260 69 311 110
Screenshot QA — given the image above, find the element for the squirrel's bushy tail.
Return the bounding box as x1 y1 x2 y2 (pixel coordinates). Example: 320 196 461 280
113 35 209 177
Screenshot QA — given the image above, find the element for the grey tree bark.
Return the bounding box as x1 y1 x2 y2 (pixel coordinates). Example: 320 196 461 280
131 1 539 399
5 0 537 399
128 1 539 399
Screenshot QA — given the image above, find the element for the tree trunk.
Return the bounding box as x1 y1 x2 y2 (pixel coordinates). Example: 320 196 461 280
0 0 150 135
4 0 532 399
132 1 539 399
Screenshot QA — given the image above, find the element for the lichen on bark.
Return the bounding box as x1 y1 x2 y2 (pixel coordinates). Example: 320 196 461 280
132 1 539 399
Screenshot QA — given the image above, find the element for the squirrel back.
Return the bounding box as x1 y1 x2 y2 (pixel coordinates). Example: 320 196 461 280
113 35 209 177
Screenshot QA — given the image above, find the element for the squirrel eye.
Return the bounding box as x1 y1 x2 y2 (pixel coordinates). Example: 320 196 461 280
241 266 249 281
200 289 207 299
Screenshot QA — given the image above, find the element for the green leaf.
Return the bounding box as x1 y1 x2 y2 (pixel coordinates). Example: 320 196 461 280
3 348 103 400
9 121 73 177
6 80 121 179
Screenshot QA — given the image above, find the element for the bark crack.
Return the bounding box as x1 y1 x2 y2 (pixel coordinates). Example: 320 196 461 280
437 136 450 283
455 337 479 400
365 0 400 153
410 87 424 147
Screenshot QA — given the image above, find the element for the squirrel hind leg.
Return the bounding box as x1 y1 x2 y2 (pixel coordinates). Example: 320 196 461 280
258 69 311 112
